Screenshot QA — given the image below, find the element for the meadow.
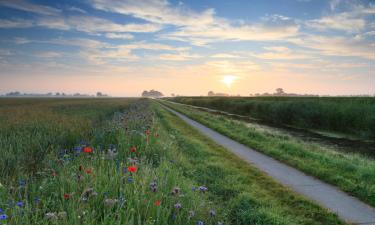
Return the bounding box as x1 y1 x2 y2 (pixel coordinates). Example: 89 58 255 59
161 100 375 208
168 97 375 139
0 98 343 224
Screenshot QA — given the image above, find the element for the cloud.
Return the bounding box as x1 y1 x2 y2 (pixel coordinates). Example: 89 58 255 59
306 13 365 32
37 16 162 33
252 46 312 60
90 0 299 45
289 34 375 60
158 52 200 61
90 0 215 27
105 33 134 39
0 19 33 28
211 53 243 59
37 51 62 58
67 6 87 14
0 0 60 15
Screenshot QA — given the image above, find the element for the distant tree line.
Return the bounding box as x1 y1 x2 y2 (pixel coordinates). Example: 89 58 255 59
1 91 109 97
141 90 164 98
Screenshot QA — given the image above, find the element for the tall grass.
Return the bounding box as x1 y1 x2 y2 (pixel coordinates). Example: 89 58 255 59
0 99 223 224
168 97 375 139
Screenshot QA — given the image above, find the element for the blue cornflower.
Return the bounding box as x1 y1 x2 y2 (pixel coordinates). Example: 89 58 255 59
0 214 7 220
127 177 134 183
74 146 82 152
16 201 24 207
198 221 204 225
34 197 40 204
19 179 26 187
199 186 208 193
0 208 3 213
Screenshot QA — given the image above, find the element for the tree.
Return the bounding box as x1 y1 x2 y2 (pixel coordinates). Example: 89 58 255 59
141 90 164 98
275 88 285 95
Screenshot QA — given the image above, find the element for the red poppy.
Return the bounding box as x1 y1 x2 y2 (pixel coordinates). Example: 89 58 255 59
85 169 92 174
130 146 137 153
83 147 93 153
64 193 70 200
127 166 137 173
155 200 161 206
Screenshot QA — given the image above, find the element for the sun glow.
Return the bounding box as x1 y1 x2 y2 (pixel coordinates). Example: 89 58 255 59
221 75 237 87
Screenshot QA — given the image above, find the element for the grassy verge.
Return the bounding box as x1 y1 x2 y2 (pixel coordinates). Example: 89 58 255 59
161 100 375 207
153 102 344 225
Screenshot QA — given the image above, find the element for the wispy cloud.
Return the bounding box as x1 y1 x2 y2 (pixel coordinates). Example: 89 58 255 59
0 18 33 28
0 0 60 15
105 33 134 40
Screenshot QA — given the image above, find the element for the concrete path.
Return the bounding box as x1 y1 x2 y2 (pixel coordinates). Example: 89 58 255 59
163 105 375 224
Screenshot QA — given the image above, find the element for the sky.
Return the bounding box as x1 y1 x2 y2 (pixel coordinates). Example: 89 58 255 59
0 0 374 96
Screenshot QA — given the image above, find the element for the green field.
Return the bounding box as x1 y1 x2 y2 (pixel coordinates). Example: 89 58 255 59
0 98 343 224
168 97 375 139
161 99 375 208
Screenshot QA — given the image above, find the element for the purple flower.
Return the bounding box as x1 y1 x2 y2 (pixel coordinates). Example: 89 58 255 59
19 179 26 187
16 201 24 207
198 221 204 225
174 202 182 210
127 177 134 183
0 214 8 220
199 186 208 193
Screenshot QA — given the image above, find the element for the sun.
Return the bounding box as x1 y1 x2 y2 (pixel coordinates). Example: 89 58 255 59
221 75 237 87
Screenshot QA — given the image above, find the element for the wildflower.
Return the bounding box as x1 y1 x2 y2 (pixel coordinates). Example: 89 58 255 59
198 221 204 225
16 201 24 207
0 214 7 220
58 211 67 219
150 181 157 192
0 209 3 213
104 198 118 208
64 193 70 200
127 166 137 173
81 188 98 202
174 202 182 210
145 129 151 135
199 186 208 193
127 177 134 183
85 169 92 174
188 210 195 219
83 147 93 153
74 146 82 152
154 200 161 206
45 212 58 220
209 209 216 217
19 179 26 187
171 187 181 196
130 146 137 153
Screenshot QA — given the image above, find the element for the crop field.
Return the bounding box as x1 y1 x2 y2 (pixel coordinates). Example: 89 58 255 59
0 98 344 225
168 97 375 139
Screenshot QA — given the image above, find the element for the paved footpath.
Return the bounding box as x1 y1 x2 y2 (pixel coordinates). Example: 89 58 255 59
163 105 375 224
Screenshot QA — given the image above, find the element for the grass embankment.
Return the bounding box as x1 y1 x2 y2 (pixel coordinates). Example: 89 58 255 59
168 97 375 139
154 102 343 225
161 100 375 208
